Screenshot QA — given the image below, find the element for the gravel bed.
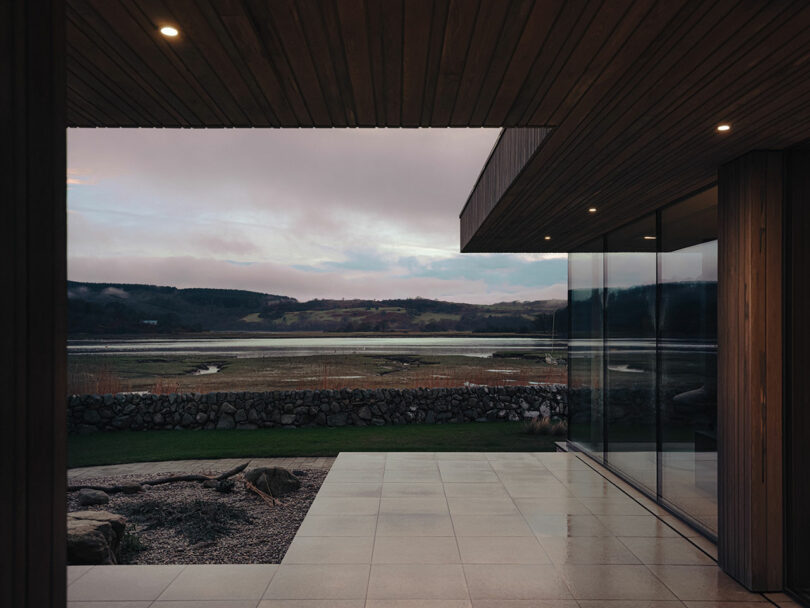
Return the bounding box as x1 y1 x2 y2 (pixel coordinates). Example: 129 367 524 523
67 467 327 564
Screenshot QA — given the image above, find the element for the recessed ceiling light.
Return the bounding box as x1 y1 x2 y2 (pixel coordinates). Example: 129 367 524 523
160 26 179 37
544 235 551 241
588 207 597 213
716 123 731 132
643 235 656 240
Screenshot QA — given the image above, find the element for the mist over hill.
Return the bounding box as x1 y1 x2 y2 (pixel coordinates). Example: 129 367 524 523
68 281 568 336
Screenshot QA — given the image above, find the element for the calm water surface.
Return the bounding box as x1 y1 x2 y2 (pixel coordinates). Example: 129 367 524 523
68 336 566 358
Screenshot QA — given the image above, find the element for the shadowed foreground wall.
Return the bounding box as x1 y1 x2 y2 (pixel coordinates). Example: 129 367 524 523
0 1 67 607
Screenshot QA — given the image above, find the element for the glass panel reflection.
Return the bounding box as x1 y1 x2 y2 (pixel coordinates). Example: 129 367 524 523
605 215 657 493
568 239 604 457
659 190 718 534
566 190 719 537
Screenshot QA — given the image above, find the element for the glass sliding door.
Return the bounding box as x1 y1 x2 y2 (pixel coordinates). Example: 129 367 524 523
659 190 718 535
605 215 658 493
568 239 604 457
566 190 719 535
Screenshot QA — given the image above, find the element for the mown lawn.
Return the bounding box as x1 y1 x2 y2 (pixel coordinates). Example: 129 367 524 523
68 422 561 468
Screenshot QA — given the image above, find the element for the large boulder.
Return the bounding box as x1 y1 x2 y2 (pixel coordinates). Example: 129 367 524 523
77 488 109 506
216 414 236 430
67 511 127 565
244 467 301 497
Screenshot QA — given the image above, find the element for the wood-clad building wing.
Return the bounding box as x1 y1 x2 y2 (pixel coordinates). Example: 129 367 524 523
459 1 810 252
459 127 549 250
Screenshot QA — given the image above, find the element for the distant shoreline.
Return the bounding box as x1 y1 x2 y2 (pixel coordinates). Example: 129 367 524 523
68 330 559 341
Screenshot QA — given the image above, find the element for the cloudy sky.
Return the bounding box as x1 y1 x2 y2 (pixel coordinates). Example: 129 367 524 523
67 128 567 304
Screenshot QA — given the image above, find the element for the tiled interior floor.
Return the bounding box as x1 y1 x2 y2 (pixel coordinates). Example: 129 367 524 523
67 451 801 607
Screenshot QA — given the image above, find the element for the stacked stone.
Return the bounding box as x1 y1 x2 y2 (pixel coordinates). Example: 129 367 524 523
67 384 566 434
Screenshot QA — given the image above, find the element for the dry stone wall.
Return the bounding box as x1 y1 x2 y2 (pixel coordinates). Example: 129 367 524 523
67 385 567 434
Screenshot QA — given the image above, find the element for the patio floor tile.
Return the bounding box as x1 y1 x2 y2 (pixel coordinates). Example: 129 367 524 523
501 482 573 498
471 601 579 608
68 566 185 602
435 452 488 460
282 536 374 564
384 469 443 483
646 565 768 602
67 565 93 585
367 564 468 600
456 535 550 564
324 470 384 483
376 513 455 536
597 515 680 537
295 514 377 536
381 483 445 498
560 564 679 600
68 565 184 602
451 514 533 536
513 497 592 515
366 601 472 608
577 602 686 608
258 600 364 608
68 603 152 608
317 482 382 497
372 536 461 564
263 565 369 600
579 496 653 516
442 483 509 498
306 496 380 515
526 514 612 537
153 602 260 608
379 497 449 514
446 496 518 515
463 564 572 600
681 602 770 607
618 536 716 565
539 536 641 564
157 564 277 601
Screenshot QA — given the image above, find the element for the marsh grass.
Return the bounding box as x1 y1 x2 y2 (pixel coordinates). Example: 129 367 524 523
69 353 566 395
524 416 568 437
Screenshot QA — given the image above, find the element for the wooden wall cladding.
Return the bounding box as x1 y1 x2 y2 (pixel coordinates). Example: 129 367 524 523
459 127 549 250
717 151 783 591
0 1 67 607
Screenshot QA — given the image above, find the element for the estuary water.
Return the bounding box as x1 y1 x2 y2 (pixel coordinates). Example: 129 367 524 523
67 336 565 358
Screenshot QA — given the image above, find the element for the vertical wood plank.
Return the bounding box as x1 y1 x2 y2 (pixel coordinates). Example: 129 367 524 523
1 1 67 608
717 151 783 591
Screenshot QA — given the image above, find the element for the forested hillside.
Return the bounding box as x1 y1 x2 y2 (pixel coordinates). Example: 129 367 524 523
68 281 567 335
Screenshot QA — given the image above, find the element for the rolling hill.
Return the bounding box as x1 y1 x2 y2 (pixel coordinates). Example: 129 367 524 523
67 281 567 335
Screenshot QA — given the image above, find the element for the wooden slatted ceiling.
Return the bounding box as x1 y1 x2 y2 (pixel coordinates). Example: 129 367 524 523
67 1 810 252
65 0 670 128
462 0 810 251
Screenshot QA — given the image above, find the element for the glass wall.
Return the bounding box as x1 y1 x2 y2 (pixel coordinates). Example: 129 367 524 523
568 188 718 537
605 215 658 493
659 191 718 533
568 239 604 458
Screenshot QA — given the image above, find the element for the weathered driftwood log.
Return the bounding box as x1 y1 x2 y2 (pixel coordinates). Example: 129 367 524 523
67 462 250 494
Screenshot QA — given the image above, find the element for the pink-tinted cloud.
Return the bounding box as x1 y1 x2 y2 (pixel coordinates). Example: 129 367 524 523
67 128 568 303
